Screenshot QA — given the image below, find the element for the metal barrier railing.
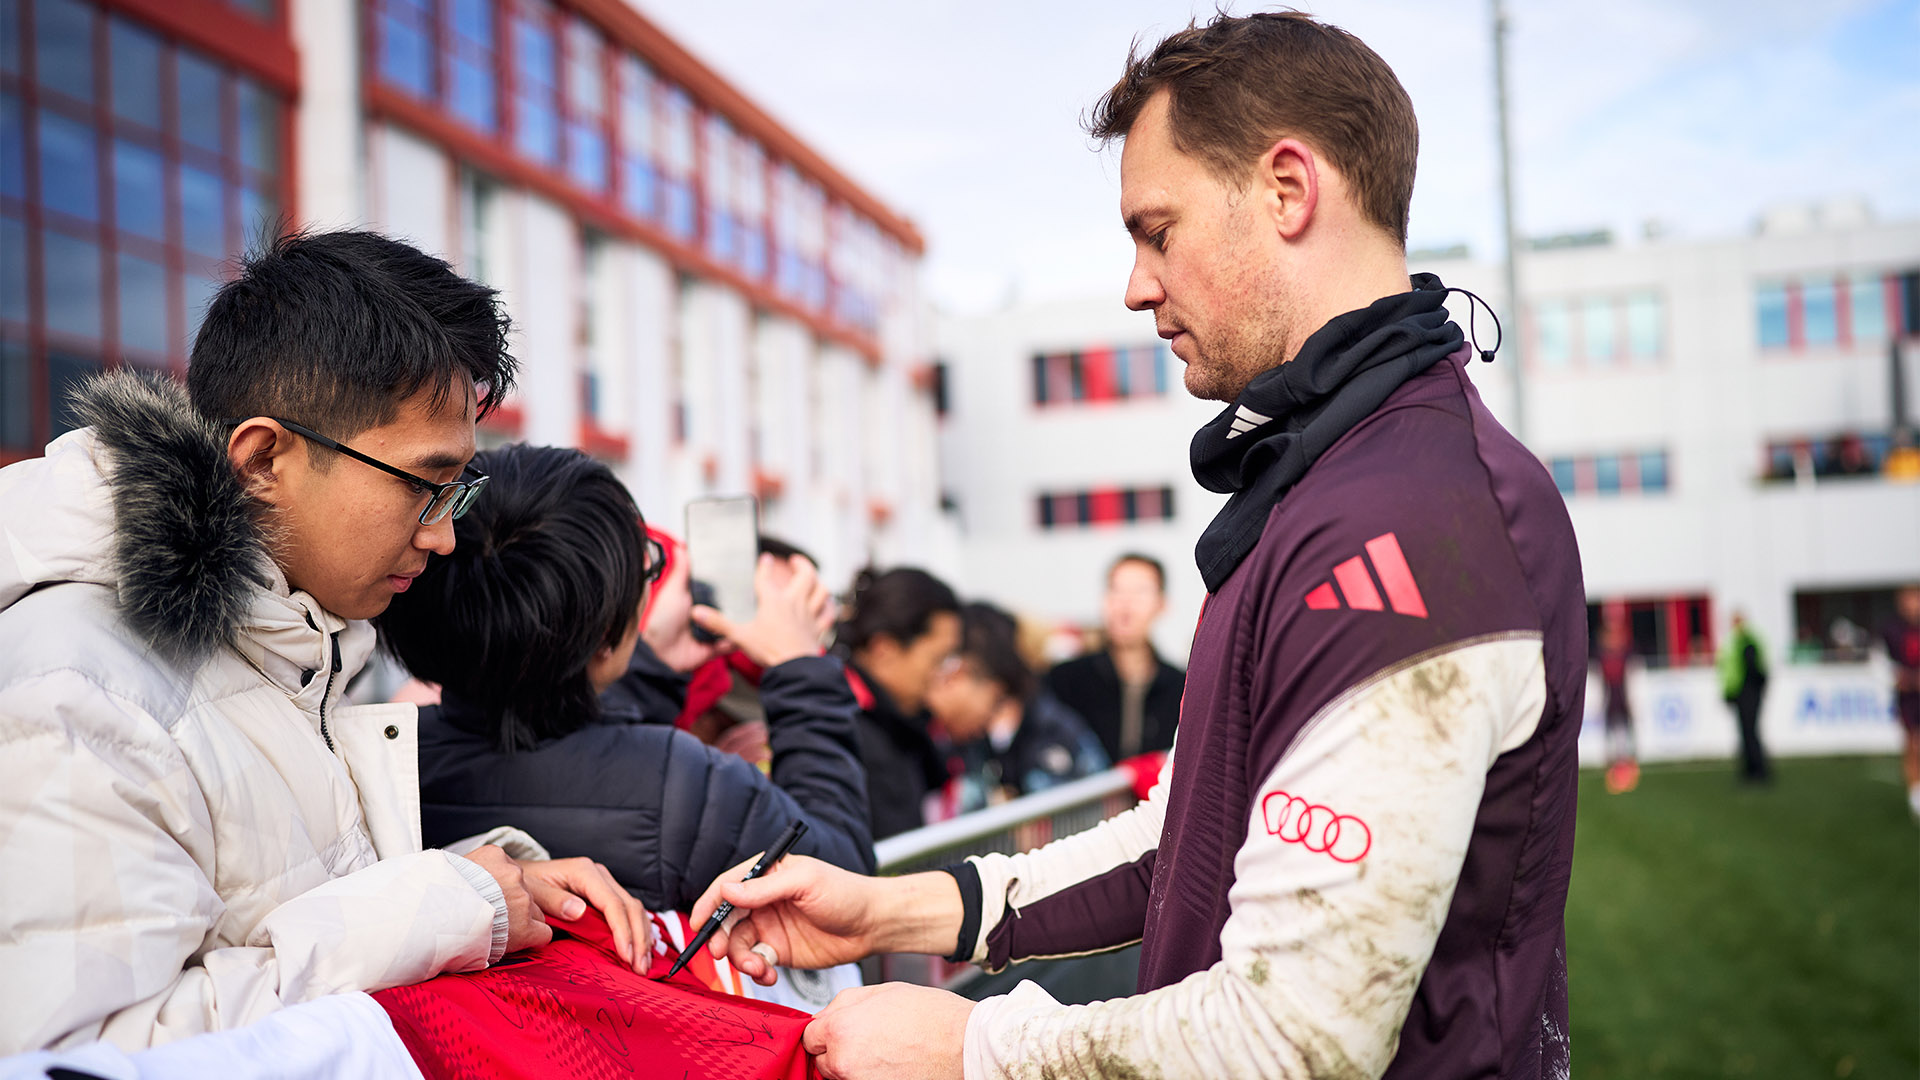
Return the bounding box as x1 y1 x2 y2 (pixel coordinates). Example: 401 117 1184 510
864 768 1139 989
873 768 1138 875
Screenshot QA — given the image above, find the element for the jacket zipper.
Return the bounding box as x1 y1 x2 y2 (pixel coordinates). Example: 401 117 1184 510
319 632 341 754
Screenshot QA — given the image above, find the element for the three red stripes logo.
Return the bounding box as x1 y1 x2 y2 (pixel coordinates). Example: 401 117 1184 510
1303 532 1427 618
1261 790 1372 863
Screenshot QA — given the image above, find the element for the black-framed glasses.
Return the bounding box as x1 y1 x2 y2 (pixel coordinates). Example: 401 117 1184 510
234 416 489 526
642 534 667 588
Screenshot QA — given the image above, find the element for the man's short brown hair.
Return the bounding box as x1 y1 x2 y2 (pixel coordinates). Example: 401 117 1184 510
1088 10 1419 245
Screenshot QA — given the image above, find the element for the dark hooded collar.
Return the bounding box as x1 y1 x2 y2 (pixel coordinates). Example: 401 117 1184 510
1190 273 1465 592
71 370 273 666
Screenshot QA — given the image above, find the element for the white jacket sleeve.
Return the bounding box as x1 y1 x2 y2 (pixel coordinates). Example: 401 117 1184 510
0 670 499 1054
962 636 1547 1080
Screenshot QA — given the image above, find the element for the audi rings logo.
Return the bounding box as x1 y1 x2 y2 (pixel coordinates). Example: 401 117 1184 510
1261 790 1373 863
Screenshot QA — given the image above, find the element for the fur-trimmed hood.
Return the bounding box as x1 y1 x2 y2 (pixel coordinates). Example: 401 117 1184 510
0 370 307 668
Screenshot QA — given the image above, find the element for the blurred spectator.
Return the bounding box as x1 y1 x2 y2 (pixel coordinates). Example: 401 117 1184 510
832 567 963 840
679 536 839 768
1881 585 1920 818
1045 553 1187 762
929 602 1111 814
1597 617 1639 794
1718 612 1772 785
378 446 874 912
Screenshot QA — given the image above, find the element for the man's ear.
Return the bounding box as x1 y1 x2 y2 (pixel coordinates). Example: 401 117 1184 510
226 419 298 505
864 633 903 666
1261 137 1320 241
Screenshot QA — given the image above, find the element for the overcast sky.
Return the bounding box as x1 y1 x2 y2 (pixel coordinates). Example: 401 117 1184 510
641 0 1920 315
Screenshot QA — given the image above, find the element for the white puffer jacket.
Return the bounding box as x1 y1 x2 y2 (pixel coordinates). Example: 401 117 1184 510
0 373 539 1054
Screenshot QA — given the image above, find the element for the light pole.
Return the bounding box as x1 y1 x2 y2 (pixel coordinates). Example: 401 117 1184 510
1492 0 1527 443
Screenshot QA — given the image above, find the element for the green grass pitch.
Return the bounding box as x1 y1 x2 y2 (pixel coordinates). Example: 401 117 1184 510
1567 756 1919 1078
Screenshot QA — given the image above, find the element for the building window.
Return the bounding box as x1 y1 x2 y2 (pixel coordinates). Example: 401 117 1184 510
561 16 605 192
615 53 655 219
511 0 558 166
1588 596 1712 669
1534 298 1572 369
375 0 433 100
1031 342 1171 406
457 166 497 286
1637 450 1668 492
733 135 766 278
703 114 735 263
1756 281 1789 348
1802 277 1837 347
658 83 695 239
1792 586 1905 663
1035 484 1176 530
1760 432 1901 482
1847 273 1885 342
446 0 495 133
1580 295 1616 366
2 0 287 455
1546 450 1669 497
1625 291 1661 362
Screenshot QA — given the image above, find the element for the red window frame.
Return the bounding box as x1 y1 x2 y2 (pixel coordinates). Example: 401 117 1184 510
362 0 913 363
2 0 295 463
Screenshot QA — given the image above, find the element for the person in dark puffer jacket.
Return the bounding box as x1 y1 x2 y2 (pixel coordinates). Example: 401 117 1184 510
378 445 873 913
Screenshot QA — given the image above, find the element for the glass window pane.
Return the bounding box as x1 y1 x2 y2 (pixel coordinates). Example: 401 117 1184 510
1581 296 1615 365
1802 279 1836 346
48 349 100 436
618 55 651 155
620 155 655 219
1639 450 1668 493
1594 454 1621 494
514 9 558 164
35 0 92 103
176 53 224 155
1549 458 1576 496
1626 292 1661 361
516 8 555 89
116 251 168 355
239 181 278 242
113 139 165 240
379 0 433 98
181 267 220 352
1 0 19 75
1535 299 1571 368
0 336 28 448
38 110 98 221
236 78 279 173
450 56 495 132
564 18 602 116
452 0 492 44
42 228 102 342
1756 282 1788 348
567 121 605 190
1 93 22 200
1848 274 1884 342
1 213 25 324
109 18 162 129
179 164 225 258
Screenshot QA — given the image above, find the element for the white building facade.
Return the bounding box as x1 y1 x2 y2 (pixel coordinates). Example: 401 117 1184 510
936 213 1920 758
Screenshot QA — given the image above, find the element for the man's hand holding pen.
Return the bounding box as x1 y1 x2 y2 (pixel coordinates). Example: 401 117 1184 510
687 855 974 1079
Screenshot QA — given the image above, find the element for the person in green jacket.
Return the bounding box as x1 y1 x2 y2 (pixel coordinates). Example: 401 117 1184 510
1719 612 1771 784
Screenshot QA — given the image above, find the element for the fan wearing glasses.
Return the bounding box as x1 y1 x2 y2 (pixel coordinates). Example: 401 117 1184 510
0 230 651 1057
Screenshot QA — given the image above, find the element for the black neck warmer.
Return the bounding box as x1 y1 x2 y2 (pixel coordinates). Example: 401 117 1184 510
1190 272 1465 592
